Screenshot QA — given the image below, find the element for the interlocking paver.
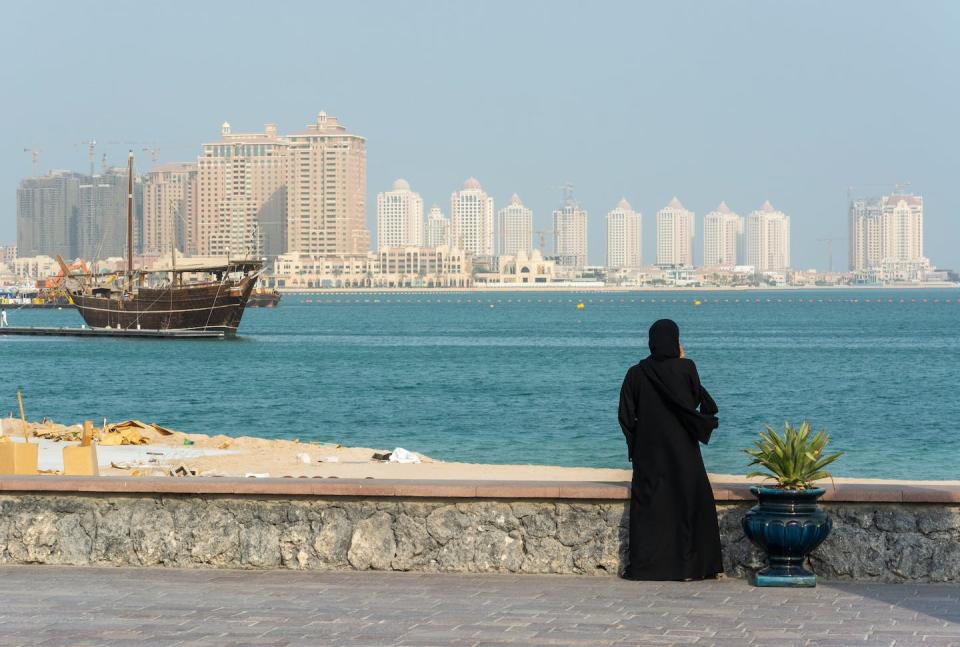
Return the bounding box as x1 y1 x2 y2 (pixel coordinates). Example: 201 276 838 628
0 566 959 645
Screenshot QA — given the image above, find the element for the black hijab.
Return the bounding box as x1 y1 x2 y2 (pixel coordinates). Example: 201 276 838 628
641 318 719 443
648 319 680 360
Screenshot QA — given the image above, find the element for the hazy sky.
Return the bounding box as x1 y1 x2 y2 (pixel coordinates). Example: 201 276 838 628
2 1 957 269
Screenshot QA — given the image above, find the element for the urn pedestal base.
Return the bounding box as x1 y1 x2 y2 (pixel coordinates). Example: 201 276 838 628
742 486 831 588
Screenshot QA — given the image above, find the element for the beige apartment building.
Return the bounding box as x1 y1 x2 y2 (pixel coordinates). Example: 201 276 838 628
0 245 17 265
849 197 883 271
497 194 533 256
849 193 926 279
746 201 791 272
271 253 372 289
425 205 451 248
606 198 642 270
270 246 471 289
375 246 472 288
451 178 495 259
703 201 743 267
287 112 369 256
656 197 695 267
881 194 923 263
142 162 198 256
196 122 288 258
553 194 588 269
377 179 424 250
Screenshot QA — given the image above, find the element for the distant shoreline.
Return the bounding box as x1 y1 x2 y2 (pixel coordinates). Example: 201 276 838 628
278 283 959 295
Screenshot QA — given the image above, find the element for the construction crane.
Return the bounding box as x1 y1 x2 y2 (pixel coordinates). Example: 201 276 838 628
534 229 554 255
22 148 41 177
73 140 97 176
816 237 845 273
107 141 158 164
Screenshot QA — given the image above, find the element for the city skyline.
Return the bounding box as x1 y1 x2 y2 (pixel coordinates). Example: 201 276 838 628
16 151 932 276
9 115 945 273
2 2 957 270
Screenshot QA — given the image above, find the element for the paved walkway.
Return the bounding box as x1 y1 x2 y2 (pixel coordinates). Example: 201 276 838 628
0 567 958 646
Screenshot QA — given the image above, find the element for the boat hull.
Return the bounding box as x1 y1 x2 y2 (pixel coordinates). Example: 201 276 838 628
70 276 257 335
248 289 282 308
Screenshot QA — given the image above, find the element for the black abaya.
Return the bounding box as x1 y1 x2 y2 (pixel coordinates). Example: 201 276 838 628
618 320 723 580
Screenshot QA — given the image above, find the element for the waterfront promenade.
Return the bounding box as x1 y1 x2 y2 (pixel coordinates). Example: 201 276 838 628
0 566 957 646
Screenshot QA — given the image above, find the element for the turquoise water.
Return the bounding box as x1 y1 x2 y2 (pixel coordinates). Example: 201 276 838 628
2 289 959 479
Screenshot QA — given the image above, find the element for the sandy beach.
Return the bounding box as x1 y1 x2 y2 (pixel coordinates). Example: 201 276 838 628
3 418 957 485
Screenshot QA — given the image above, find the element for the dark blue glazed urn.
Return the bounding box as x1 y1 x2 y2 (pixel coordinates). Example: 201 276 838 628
741 486 832 587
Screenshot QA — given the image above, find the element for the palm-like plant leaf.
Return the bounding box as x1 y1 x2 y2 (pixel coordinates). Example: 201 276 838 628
743 420 844 490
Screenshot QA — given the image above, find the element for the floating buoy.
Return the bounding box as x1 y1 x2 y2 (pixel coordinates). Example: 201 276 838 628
693 300 702 306
576 302 585 310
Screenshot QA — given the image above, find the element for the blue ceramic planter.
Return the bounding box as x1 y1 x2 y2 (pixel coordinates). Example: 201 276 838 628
741 486 832 587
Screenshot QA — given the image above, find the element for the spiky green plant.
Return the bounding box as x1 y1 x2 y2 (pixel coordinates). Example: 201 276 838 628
743 420 844 490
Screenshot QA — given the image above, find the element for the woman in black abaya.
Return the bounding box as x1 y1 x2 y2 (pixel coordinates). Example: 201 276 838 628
617 319 723 581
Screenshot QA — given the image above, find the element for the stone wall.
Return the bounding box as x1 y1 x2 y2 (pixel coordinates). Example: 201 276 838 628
1 492 958 581
721 503 960 582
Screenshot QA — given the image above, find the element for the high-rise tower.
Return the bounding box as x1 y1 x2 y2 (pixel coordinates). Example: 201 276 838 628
377 179 424 250
746 201 790 272
286 112 369 255
656 197 695 267
450 178 494 258
497 193 533 256
703 201 743 267
606 198 642 269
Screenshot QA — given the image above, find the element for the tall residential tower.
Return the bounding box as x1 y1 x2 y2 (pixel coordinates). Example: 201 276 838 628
606 198 642 269
849 193 925 274
286 112 369 256
497 194 533 256
16 172 81 259
450 178 494 258
745 201 790 272
703 202 743 267
142 162 198 256
553 189 588 268
425 205 451 248
196 122 288 258
655 197 694 267
377 179 424 250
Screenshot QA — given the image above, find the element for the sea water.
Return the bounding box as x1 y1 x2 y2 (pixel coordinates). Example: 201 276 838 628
2 288 958 479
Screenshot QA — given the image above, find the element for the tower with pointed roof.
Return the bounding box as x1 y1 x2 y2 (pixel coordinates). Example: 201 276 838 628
606 198 642 270
746 201 790 272
425 204 451 248
450 178 494 257
656 197 695 267
703 201 743 267
497 193 533 256
552 187 588 268
376 179 424 250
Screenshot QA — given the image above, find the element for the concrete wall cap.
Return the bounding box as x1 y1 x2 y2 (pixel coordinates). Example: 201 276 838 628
0 476 955 503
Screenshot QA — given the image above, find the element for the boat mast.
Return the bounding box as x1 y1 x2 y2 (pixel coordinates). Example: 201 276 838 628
126 151 134 289
170 199 177 286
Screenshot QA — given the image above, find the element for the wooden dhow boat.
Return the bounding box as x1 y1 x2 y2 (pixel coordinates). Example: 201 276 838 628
57 152 262 337
247 288 282 308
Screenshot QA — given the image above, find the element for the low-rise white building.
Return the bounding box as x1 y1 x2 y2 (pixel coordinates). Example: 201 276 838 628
270 247 472 289
13 255 59 282
475 250 555 285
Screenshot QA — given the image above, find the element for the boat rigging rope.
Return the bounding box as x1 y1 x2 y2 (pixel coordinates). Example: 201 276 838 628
202 269 231 331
